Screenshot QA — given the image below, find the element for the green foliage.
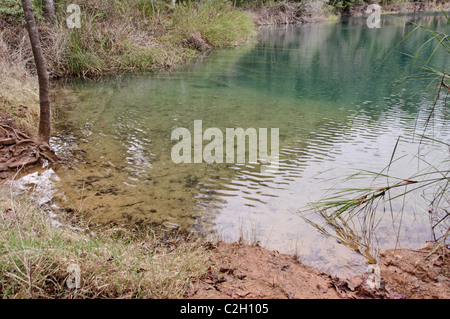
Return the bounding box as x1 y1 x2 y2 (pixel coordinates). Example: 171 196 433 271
0 0 44 21
0 0 23 16
66 30 102 75
230 0 275 8
137 0 170 18
330 0 362 11
172 0 256 47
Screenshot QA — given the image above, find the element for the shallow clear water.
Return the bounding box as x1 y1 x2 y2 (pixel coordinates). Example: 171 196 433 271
47 14 449 276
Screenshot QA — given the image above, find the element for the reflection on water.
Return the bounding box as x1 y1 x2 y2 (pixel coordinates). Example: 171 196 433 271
46 14 450 276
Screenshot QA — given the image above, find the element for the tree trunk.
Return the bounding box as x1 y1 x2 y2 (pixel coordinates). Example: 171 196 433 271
21 0 51 145
43 0 56 24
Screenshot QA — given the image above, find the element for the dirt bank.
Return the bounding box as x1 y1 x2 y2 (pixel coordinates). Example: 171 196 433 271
345 2 450 17
248 1 450 26
377 243 449 299
247 2 334 26
189 241 340 299
188 241 449 299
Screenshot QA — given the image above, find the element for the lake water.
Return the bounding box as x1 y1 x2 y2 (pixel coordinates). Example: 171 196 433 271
37 13 450 276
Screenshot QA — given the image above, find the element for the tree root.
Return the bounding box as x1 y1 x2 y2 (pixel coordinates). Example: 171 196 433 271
0 121 57 178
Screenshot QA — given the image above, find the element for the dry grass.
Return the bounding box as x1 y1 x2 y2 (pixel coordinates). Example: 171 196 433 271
0 28 39 135
0 187 212 298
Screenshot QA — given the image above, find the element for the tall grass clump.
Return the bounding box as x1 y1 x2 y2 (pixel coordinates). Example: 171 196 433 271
170 0 256 48
57 0 164 76
0 188 212 298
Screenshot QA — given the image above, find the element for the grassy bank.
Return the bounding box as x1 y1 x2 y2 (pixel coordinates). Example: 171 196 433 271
59 0 256 76
0 0 256 77
2 187 447 299
0 187 214 298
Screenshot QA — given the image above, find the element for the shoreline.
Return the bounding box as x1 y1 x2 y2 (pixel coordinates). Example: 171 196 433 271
1 185 448 299
343 2 450 18
247 2 450 26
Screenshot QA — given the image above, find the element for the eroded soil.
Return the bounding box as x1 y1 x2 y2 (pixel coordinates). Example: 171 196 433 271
377 243 449 299
188 241 449 299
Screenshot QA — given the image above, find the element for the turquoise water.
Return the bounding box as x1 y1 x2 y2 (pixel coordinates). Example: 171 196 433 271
49 14 449 276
